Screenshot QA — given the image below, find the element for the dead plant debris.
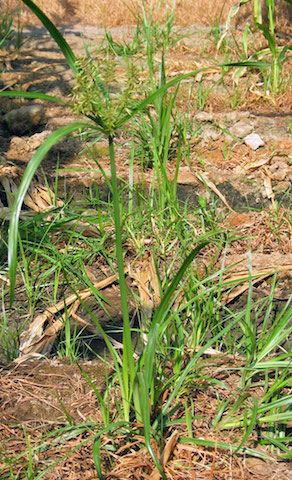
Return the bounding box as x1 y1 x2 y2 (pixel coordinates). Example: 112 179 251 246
1 357 291 480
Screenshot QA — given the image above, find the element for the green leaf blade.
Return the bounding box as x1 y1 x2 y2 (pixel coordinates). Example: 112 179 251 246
22 0 78 74
0 90 68 104
8 121 92 303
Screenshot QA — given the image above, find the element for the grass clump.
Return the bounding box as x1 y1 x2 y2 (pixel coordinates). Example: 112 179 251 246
0 0 291 478
0 1 23 51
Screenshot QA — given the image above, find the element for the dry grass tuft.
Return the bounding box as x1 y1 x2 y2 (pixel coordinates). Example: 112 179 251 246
4 0 291 31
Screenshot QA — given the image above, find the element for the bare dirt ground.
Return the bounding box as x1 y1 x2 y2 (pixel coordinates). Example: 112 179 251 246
1 355 292 479
0 1 292 478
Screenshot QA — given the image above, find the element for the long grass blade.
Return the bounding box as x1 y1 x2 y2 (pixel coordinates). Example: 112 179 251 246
255 22 276 56
22 0 78 74
8 122 92 303
136 371 167 480
0 90 68 104
140 243 208 384
179 436 273 460
256 303 292 362
153 242 208 325
93 435 104 480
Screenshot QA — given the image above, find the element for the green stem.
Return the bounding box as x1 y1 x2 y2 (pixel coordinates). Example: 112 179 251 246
108 135 136 400
272 54 278 93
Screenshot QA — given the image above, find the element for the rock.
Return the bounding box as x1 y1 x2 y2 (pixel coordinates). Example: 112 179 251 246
0 122 7 137
195 111 214 122
230 120 253 138
6 137 30 160
61 71 75 88
27 131 52 151
225 136 237 147
274 180 291 193
173 166 199 185
213 172 268 210
200 125 221 143
245 457 273 476
244 133 264 150
4 105 46 135
269 161 289 181
226 211 254 228
6 131 53 161
216 111 251 122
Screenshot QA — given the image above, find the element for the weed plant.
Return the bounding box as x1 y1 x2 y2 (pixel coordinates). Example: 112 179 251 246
219 0 292 94
0 3 14 49
0 2 23 51
0 0 291 477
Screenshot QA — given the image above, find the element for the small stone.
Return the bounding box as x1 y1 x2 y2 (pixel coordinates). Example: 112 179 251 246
226 212 254 228
269 161 289 181
4 105 46 135
244 133 264 150
230 120 253 138
274 180 291 193
8 136 30 154
174 166 198 185
223 132 235 146
224 111 237 122
211 73 221 82
218 111 251 122
27 131 52 151
245 457 273 476
62 71 75 87
195 111 214 122
62 72 74 82
200 125 221 143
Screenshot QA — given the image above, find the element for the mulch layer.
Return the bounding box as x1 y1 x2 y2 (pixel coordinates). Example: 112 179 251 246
1 356 291 479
